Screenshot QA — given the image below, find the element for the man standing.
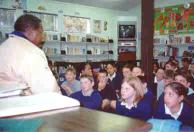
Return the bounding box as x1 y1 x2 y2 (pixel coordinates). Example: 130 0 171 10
0 14 60 94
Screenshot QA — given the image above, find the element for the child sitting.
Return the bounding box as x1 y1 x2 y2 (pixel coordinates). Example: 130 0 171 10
94 69 117 111
154 82 194 128
70 74 102 110
131 66 144 77
122 64 132 81
61 67 80 96
175 71 194 95
111 77 152 120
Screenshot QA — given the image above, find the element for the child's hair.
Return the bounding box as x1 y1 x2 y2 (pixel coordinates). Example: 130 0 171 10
65 67 76 75
80 74 94 83
164 69 175 80
175 71 193 83
107 63 116 68
181 57 192 64
124 77 145 103
165 60 177 69
132 66 145 75
98 69 108 75
137 75 147 84
81 63 92 71
165 82 187 97
122 64 132 70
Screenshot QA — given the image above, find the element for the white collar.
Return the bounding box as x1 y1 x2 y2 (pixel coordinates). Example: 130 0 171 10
165 103 183 119
154 76 157 83
188 87 194 95
154 76 164 83
82 89 94 96
108 72 116 81
121 101 137 110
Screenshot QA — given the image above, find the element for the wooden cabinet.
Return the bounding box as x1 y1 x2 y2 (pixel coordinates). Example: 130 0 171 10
118 52 136 61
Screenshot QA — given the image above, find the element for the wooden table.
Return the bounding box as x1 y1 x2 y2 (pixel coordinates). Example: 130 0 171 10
4 107 151 132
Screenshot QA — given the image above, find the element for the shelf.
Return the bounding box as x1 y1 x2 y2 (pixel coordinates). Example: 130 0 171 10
44 41 110 45
118 45 136 47
87 54 110 56
154 43 194 47
154 56 194 61
44 41 62 44
43 40 114 62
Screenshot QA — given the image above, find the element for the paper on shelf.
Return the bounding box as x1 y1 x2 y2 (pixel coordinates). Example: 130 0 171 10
0 93 80 118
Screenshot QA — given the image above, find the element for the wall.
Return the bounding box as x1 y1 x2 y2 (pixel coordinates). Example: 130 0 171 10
154 0 194 8
0 0 129 60
127 5 141 60
127 0 194 60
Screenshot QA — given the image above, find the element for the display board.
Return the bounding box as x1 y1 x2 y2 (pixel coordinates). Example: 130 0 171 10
154 3 194 35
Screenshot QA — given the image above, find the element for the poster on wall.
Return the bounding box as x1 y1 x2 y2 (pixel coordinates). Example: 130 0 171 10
154 3 194 35
0 8 15 28
93 20 101 33
12 0 26 9
25 12 57 31
64 16 89 33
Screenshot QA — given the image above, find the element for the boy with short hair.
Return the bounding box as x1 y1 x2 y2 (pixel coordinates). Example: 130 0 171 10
61 67 80 96
70 74 102 110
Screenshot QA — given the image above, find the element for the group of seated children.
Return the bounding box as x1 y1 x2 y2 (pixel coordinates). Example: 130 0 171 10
57 61 194 129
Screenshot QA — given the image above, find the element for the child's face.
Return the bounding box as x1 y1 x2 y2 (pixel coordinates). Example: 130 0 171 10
80 78 93 92
164 78 174 86
132 67 142 77
98 73 108 82
65 71 75 82
156 69 164 81
106 64 115 75
153 64 158 72
164 86 183 109
175 75 190 88
121 82 135 100
165 64 174 70
122 68 131 79
82 65 92 76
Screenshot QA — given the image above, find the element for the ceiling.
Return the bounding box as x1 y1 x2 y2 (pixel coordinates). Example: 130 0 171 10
53 0 141 11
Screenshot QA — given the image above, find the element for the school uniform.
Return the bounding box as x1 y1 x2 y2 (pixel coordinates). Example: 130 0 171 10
187 93 194 104
115 90 153 121
144 88 154 104
94 80 117 100
154 98 194 128
70 90 102 110
108 72 122 91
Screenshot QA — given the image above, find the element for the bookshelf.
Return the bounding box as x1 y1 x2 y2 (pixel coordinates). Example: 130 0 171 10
43 41 114 62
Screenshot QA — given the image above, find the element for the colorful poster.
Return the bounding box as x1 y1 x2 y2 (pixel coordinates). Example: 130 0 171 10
154 3 194 35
